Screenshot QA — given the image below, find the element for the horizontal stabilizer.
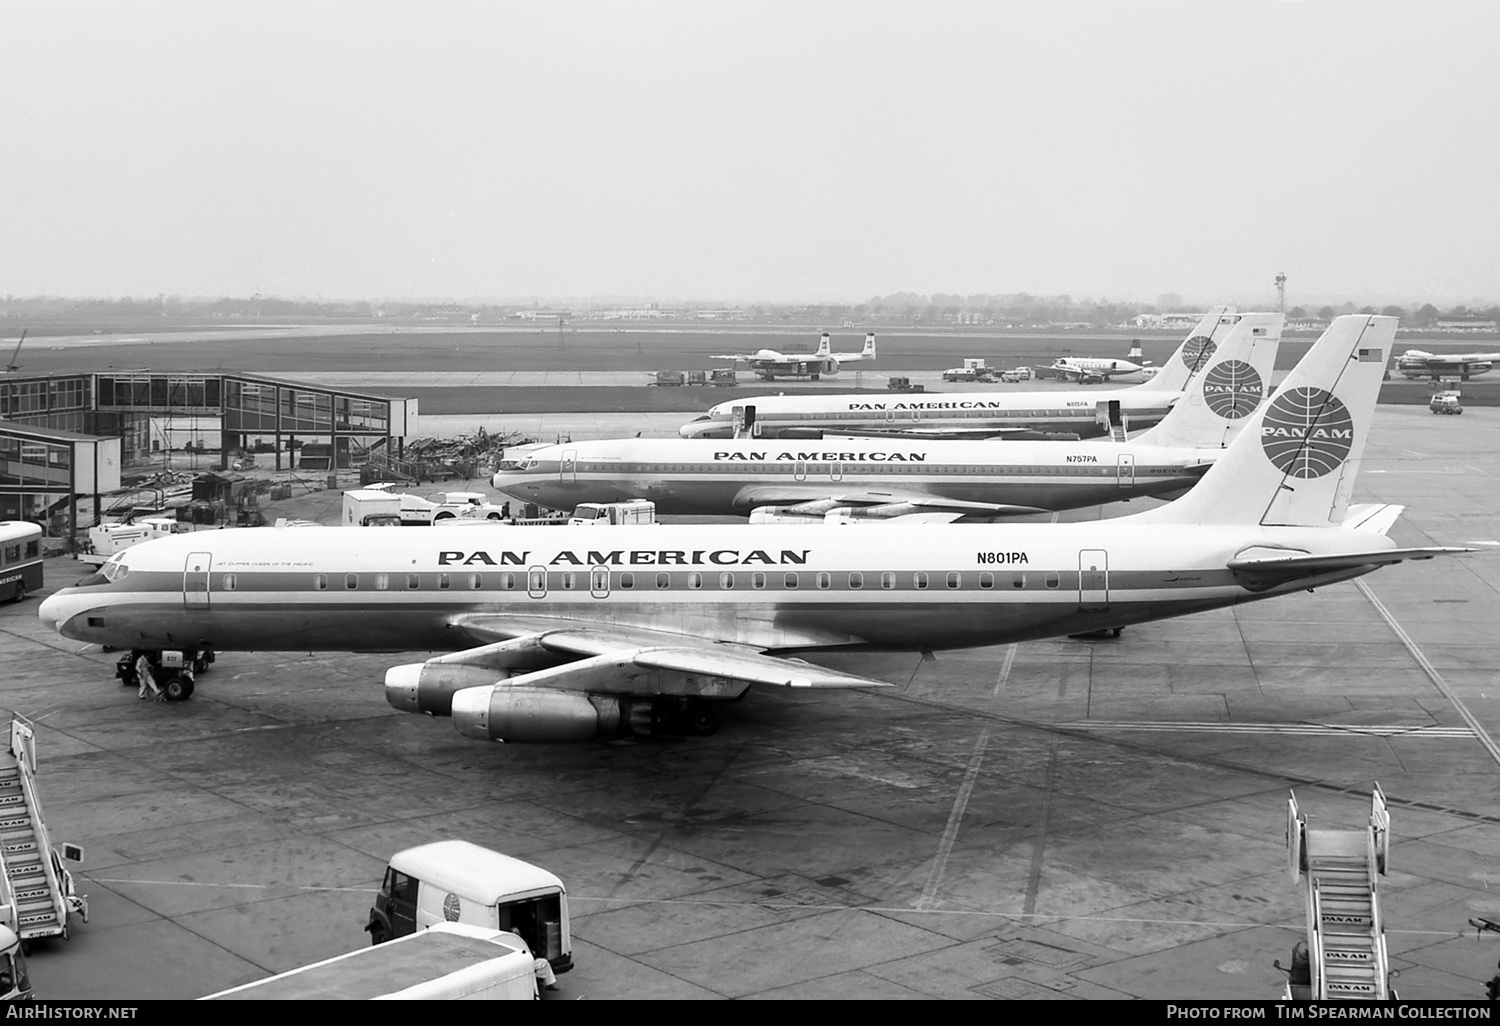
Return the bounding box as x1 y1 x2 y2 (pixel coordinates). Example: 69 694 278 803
1228 546 1472 590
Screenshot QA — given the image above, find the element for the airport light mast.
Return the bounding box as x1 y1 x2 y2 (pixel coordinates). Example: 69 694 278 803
1274 272 1287 314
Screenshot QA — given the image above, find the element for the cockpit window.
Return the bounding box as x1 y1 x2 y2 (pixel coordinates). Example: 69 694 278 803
99 559 131 583
75 572 110 588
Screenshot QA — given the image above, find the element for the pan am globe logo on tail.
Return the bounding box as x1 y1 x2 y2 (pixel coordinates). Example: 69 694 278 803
1180 336 1217 371
1260 387 1355 478
1202 360 1264 419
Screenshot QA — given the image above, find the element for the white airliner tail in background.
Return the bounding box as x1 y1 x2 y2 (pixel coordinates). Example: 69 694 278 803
1134 315 1394 528
1131 306 1233 393
1133 312 1284 449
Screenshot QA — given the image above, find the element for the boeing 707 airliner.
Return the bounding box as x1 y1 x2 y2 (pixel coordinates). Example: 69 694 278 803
678 307 1257 439
491 314 1282 521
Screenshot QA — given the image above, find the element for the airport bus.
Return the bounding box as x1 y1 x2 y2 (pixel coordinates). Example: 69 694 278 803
0 522 44 603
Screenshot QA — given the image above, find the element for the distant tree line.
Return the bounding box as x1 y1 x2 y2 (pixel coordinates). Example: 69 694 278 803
1 294 1496 328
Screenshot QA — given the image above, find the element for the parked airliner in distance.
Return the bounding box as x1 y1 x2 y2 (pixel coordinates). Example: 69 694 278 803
714 332 876 381
1395 348 1500 380
1047 353 1151 384
679 307 1265 439
490 314 1282 521
38 316 1465 747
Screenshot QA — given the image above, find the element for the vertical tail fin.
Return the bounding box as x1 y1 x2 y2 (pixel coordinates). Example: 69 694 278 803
1131 306 1234 393
862 333 876 357
816 333 832 357
1133 313 1284 448
1131 315 1395 527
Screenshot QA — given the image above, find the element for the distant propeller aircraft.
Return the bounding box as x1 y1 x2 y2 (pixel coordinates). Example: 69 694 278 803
714 332 876 381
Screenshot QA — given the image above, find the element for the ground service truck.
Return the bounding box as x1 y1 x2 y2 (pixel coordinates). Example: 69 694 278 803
367 840 572 977
201 922 540 1000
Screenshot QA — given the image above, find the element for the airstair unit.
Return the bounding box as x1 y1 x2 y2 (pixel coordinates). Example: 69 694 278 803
1284 784 1394 1000
0 716 87 945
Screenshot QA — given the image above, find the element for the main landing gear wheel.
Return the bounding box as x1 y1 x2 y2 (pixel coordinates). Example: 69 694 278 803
687 704 719 736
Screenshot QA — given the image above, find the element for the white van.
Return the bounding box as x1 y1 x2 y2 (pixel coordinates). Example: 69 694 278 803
368 840 572 976
569 499 656 526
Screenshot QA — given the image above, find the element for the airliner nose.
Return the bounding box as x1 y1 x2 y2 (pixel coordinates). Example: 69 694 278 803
37 592 63 634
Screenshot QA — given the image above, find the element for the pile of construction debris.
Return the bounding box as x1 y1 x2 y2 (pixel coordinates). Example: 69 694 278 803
365 428 534 484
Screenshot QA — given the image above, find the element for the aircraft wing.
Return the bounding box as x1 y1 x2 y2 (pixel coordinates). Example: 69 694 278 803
731 484 1047 518
445 616 892 691
1227 546 1472 591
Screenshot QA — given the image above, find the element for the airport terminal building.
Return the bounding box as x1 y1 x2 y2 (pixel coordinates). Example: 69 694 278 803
0 371 412 535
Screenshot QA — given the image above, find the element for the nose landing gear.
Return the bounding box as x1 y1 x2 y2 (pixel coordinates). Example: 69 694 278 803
114 648 213 701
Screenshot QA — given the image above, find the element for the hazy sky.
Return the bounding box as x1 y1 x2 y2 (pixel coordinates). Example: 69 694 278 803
3 1 1497 305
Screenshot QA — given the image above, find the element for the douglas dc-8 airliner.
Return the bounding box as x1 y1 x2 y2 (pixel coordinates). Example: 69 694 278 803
679 307 1255 440
38 316 1464 746
490 314 1283 521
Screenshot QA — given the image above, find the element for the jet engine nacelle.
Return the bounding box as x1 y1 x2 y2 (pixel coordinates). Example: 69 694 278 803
384 635 576 715
385 662 511 716
450 686 653 743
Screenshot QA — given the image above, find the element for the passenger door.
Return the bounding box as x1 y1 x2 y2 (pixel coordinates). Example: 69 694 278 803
184 552 212 610
560 450 577 483
1078 549 1108 611
1116 454 1135 488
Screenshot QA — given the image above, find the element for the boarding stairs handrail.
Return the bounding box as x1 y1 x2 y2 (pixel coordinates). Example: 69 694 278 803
1308 878 1328 999
1365 823 1393 999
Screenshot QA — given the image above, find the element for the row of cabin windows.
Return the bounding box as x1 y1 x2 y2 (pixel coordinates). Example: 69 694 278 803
576 463 1129 476
219 571 1066 592
749 409 1090 423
